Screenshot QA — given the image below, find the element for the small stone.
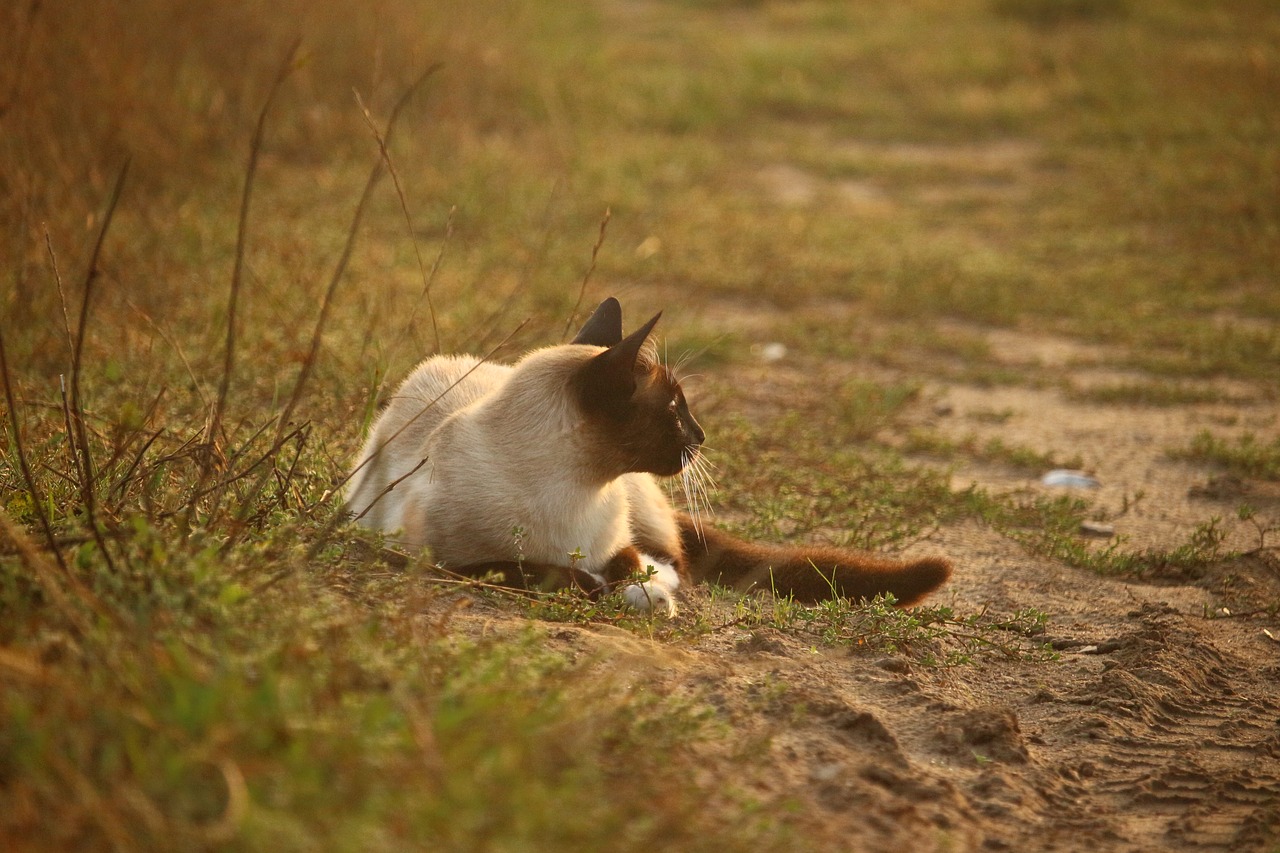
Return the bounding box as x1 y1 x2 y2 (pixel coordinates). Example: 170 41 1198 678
1079 520 1115 538
875 657 912 674
1042 469 1101 489
811 763 842 783
756 342 787 363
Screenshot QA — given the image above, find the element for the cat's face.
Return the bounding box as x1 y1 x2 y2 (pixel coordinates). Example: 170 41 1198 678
617 361 704 476
576 357 705 478
570 302 705 479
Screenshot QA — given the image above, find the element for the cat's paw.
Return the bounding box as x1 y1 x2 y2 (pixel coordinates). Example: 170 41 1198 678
622 581 678 617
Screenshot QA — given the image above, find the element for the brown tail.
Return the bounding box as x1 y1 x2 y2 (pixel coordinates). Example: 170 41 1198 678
677 514 951 607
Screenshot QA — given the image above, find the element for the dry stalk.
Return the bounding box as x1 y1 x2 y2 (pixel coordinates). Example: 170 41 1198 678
0 349 121 628
562 207 612 341
0 507 94 639
68 158 130 575
0 304 72 573
126 299 210 409
220 67 441 552
468 180 562 354
354 63 444 357
43 225 75 360
337 317 531 495
348 457 429 524
207 39 301 472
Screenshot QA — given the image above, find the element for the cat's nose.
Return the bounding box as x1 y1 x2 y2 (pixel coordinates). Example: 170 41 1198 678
686 416 705 446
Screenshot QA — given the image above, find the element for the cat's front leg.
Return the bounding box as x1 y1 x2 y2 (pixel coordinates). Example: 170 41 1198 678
602 548 680 617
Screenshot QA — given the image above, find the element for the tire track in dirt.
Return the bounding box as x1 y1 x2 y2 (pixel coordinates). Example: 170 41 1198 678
1052 613 1280 851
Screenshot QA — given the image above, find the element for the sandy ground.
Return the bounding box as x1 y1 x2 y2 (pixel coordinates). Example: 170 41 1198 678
442 318 1280 852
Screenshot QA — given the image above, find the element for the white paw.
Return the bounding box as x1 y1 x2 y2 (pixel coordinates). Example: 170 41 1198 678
622 581 678 617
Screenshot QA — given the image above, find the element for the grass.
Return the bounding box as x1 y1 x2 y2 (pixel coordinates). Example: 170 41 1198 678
1174 430 1280 481
2 0 1278 848
1065 379 1241 408
2 523 793 851
707 591 1057 668
904 430 1085 474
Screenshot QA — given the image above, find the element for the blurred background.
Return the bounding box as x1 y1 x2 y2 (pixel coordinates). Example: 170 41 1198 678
2 0 1277 426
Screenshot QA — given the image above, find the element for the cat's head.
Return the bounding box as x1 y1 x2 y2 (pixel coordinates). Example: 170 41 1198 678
570 298 705 478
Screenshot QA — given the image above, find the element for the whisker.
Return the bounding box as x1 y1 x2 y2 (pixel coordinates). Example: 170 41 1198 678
676 445 717 541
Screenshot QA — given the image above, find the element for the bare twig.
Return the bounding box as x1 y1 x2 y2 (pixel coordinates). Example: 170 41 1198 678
302 319 530 563
195 423 309 507
208 39 301 469
126 299 210 409
58 374 83 500
562 207 611 341
109 427 165 504
0 505 96 640
415 205 455 350
220 68 442 553
43 225 75 360
353 63 444 356
271 425 310 512
349 457 429 523
0 325 71 576
98 384 165 479
337 318 531 497
68 157 130 574
468 181 561 354
0 342 124 632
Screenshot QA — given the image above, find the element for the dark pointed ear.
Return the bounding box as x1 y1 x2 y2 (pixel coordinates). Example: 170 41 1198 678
570 297 624 346
577 312 661 403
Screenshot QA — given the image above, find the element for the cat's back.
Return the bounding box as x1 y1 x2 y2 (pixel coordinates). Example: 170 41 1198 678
344 355 510 525
373 354 510 452
395 355 509 417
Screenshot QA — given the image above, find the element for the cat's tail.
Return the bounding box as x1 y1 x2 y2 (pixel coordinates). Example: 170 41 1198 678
677 514 951 607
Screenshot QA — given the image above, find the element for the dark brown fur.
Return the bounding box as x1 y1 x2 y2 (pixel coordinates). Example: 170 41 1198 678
676 515 952 607
573 331 704 479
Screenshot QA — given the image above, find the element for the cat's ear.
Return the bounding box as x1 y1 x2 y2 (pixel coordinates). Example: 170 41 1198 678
570 297 624 347
578 312 661 402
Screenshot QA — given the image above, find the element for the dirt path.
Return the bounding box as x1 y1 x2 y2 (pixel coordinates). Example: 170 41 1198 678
461 318 1280 851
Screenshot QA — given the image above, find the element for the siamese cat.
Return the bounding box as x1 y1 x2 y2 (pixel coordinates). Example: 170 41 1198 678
345 298 951 615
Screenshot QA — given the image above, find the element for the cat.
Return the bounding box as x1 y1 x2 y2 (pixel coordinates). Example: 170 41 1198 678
344 297 952 615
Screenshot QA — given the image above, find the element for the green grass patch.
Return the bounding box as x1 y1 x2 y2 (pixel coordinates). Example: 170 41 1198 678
1174 431 1280 481
708 591 1057 667
905 430 1084 473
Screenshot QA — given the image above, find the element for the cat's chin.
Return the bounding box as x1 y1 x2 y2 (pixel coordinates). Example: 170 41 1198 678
645 449 700 478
